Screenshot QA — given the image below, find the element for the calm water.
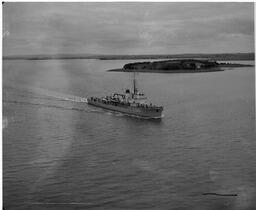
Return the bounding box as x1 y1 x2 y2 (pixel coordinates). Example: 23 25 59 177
3 59 256 210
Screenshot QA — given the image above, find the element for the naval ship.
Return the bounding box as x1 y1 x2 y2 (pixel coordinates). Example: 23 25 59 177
87 73 163 118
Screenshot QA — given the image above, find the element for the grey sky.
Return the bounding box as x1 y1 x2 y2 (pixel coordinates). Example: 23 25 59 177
3 2 254 55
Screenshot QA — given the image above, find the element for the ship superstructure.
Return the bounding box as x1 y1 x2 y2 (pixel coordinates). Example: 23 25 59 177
88 73 163 118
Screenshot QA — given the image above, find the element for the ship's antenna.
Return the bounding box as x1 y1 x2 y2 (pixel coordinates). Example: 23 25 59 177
133 71 137 95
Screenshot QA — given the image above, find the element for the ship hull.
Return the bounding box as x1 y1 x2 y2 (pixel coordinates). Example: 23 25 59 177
88 99 162 118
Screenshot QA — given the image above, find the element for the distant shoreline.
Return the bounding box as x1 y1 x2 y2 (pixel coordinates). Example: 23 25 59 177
108 59 253 73
108 68 225 73
3 53 254 61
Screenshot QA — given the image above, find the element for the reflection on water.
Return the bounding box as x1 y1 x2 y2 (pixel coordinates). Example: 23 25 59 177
3 59 256 209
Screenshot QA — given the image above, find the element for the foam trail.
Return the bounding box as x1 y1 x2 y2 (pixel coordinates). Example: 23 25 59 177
3 100 104 114
15 85 88 103
33 87 88 103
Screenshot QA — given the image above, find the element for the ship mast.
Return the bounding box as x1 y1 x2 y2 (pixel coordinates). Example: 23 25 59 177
133 71 137 95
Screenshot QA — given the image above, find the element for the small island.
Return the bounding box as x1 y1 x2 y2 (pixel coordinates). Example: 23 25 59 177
108 59 253 73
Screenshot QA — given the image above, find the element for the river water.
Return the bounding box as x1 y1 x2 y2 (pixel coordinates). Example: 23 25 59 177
3 59 256 210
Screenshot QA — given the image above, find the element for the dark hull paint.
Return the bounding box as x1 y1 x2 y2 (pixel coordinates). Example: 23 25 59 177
88 99 162 118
